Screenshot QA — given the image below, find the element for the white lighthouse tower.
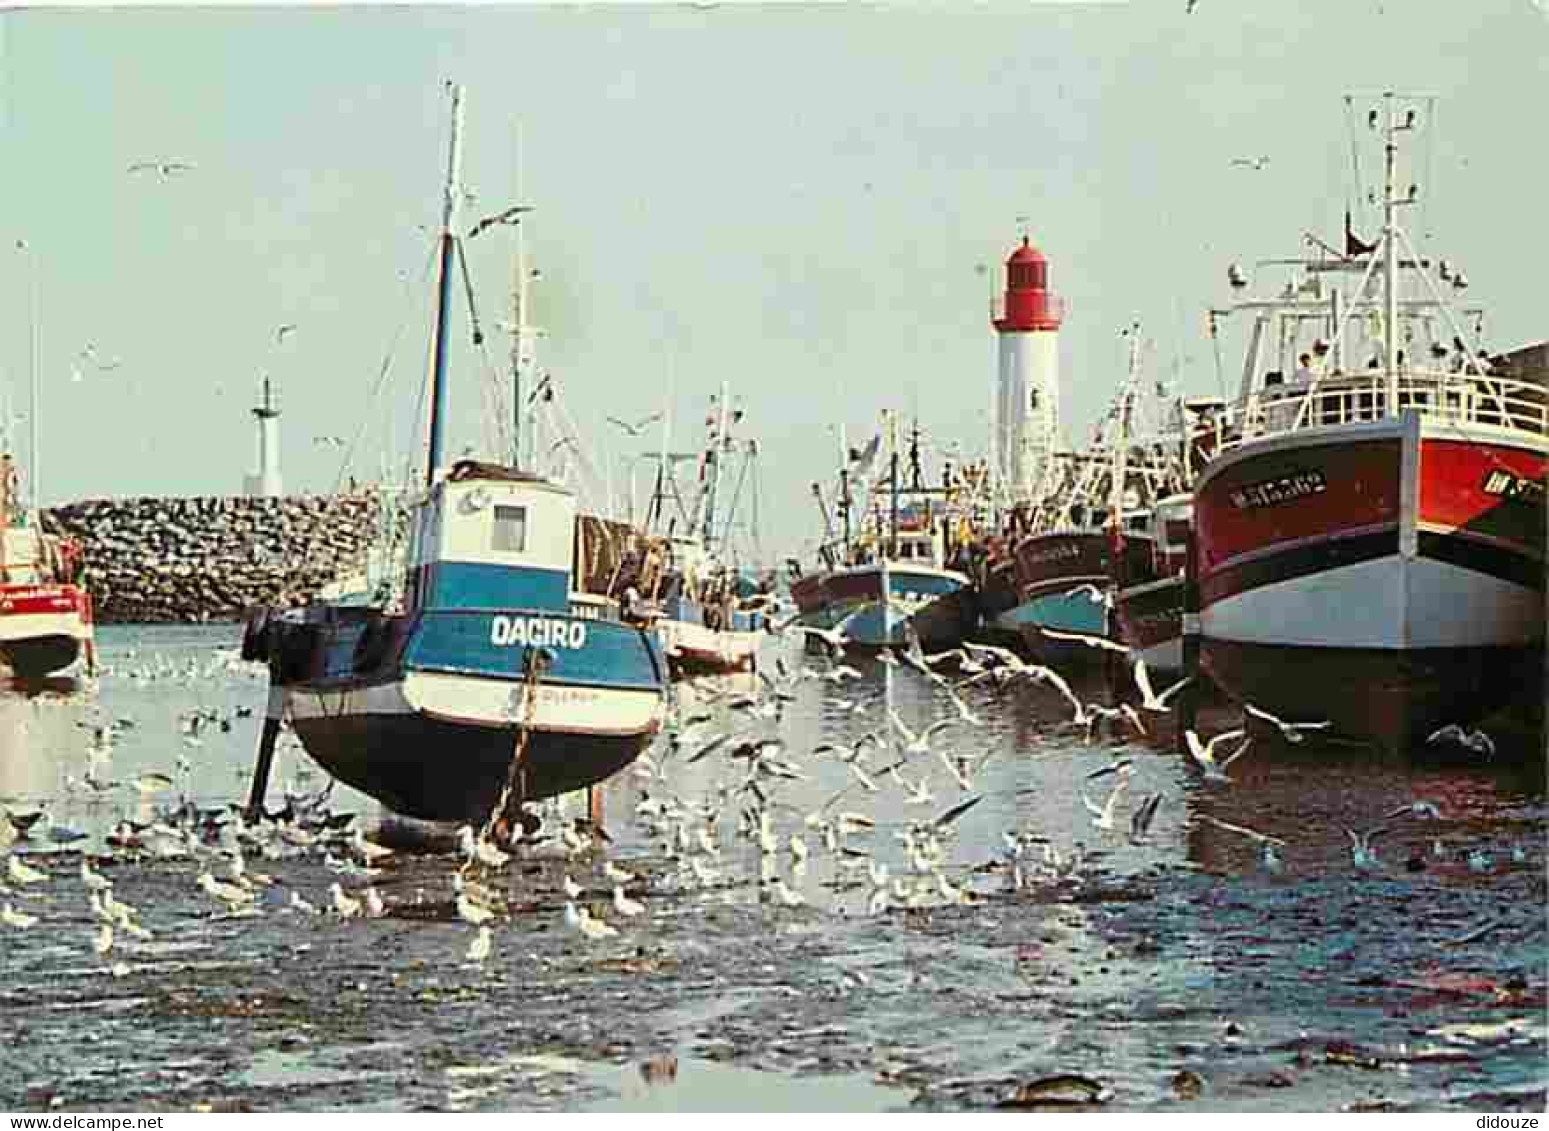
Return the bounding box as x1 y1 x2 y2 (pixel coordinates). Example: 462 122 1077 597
991 235 1063 504
244 375 283 497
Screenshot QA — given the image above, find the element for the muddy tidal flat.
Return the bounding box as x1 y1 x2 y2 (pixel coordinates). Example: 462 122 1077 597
0 626 1544 1112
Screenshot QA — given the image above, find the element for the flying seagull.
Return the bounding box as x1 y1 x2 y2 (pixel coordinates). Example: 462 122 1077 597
467 204 534 240
1244 702 1332 744
128 161 194 177
1183 728 1252 784
1229 156 1270 170
606 413 663 437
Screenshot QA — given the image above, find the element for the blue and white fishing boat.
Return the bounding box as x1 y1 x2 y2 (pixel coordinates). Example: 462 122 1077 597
791 415 980 651
243 85 667 825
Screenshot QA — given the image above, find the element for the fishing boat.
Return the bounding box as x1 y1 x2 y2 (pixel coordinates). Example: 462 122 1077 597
244 85 667 824
987 333 1187 666
1192 95 1546 752
791 416 981 651
623 388 770 675
1108 397 1227 675
0 455 94 678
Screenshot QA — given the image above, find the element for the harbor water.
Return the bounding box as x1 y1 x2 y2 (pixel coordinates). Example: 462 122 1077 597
0 625 1544 1112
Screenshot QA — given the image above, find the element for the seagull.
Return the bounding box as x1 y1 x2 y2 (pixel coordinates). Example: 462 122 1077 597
564 900 618 940
314 435 347 448
91 922 114 957
1346 827 1386 871
2 903 38 928
275 323 298 344
329 882 362 918
466 926 493 964
1467 847 1494 874
288 890 320 916
457 825 510 869
1061 582 1113 610
1038 626 1131 655
1183 728 1252 784
1229 156 1270 170
1244 703 1333 744
1386 800 1444 821
456 893 495 926
80 857 112 893
351 828 394 865
8 855 49 885
888 707 952 755
1425 724 1495 757
1081 775 1130 832
612 885 645 917
1197 814 1285 848
767 878 806 907
605 413 663 437
603 860 637 885
790 622 853 659
362 887 386 918
562 875 583 900
1130 792 1164 843
128 160 194 177
1132 659 1191 713
944 686 985 727
467 203 534 240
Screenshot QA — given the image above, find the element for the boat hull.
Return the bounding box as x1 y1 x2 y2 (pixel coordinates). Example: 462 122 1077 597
270 602 667 820
792 562 972 650
0 584 93 678
995 530 1143 663
658 618 761 675
287 674 657 820
1114 574 1184 675
1195 414 1546 751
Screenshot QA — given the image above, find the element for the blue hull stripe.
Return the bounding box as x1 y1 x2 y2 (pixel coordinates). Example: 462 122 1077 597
406 608 665 691
421 561 570 611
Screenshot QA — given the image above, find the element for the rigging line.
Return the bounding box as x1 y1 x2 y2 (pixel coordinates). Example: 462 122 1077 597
328 239 440 498
272 239 437 593
1422 96 1437 244
1345 95 1366 228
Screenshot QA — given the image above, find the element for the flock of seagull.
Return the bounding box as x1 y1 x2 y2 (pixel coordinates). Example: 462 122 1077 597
0 605 1527 978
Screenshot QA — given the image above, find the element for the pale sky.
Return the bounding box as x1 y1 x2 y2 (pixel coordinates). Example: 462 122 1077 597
2 0 1545 558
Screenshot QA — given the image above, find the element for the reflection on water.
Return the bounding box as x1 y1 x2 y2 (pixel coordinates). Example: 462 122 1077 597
0 625 1542 1112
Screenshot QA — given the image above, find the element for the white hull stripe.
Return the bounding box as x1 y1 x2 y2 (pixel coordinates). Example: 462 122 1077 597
0 611 91 644
285 672 664 736
1203 552 1542 650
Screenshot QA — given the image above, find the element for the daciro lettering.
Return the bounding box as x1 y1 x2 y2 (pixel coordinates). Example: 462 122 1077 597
490 615 587 650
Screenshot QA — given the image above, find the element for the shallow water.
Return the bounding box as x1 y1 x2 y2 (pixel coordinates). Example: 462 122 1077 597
0 625 1544 1112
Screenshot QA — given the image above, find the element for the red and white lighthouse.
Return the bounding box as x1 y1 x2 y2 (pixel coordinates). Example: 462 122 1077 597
992 236 1063 502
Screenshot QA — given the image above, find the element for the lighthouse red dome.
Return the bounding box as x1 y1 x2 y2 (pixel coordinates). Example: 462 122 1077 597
993 235 1063 333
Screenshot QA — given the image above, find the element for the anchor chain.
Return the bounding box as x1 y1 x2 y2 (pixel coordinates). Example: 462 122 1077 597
465 646 551 869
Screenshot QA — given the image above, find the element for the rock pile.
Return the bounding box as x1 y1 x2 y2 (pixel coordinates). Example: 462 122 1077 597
41 494 387 623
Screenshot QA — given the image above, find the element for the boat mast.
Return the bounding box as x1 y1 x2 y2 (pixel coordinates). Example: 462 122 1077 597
700 381 730 548
426 83 466 490
510 120 527 468
1381 91 1399 409
887 411 899 559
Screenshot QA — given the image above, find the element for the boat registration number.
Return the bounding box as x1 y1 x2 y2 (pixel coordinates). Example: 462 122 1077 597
490 615 588 650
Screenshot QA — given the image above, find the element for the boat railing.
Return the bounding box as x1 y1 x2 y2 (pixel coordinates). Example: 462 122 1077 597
1224 368 1548 446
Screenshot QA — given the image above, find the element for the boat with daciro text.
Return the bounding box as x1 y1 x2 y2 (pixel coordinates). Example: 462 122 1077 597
243 85 668 824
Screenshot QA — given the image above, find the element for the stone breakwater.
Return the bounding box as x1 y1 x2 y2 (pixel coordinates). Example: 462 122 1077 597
41 494 386 624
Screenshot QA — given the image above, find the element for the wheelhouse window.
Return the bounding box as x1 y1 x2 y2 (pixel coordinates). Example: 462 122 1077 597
492 505 527 552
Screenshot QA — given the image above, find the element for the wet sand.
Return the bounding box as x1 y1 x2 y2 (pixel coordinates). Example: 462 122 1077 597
1 626 1543 1112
